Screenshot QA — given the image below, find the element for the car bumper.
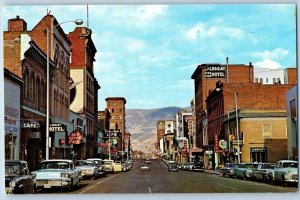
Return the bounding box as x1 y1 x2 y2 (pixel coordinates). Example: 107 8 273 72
35 179 72 189
5 187 15 194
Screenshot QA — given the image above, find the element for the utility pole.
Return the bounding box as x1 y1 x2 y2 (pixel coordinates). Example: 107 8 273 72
235 92 241 164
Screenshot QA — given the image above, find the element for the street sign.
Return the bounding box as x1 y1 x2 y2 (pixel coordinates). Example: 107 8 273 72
232 139 243 145
49 123 65 132
219 140 227 149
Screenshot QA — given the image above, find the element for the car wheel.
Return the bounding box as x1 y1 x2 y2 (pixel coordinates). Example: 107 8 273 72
243 174 247 181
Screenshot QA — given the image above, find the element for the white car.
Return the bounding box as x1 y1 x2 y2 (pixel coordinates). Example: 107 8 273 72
103 159 114 173
86 158 106 177
75 160 99 179
32 159 81 190
140 164 150 171
266 160 298 185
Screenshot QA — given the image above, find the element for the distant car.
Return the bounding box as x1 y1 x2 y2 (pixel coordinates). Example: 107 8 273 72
252 163 275 182
266 160 298 185
5 160 35 194
234 163 258 180
114 161 122 173
32 159 81 190
145 159 151 164
140 164 150 171
103 159 114 173
168 163 179 172
220 163 240 178
190 162 205 172
75 160 99 179
86 158 106 177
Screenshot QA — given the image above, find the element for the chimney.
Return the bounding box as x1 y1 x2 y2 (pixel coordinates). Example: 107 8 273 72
8 15 27 32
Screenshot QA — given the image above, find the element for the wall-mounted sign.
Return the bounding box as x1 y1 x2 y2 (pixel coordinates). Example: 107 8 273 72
20 122 40 129
205 64 226 78
219 140 227 149
49 123 65 132
68 130 83 144
31 131 40 139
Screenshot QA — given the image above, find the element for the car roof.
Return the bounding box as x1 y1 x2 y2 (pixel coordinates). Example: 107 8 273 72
41 159 73 163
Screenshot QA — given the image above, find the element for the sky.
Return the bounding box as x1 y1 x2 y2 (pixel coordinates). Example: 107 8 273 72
1 3 297 110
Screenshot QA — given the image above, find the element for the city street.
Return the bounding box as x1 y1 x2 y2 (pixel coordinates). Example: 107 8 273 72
36 159 297 194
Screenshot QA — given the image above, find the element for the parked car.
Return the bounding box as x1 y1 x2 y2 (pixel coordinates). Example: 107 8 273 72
168 163 179 172
145 158 151 164
32 159 81 190
252 163 275 182
182 164 190 171
86 158 106 177
190 162 205 172
114 161 122 173
75 160 99 180
103 159 114 173
234 163 258 180
266 160 298 185
140 164 150 171
5 160 35 194
220 163 240 178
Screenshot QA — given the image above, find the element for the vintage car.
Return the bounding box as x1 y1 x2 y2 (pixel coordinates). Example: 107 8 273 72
32 159 81 190
190 162 205 172
5 160 35 194
75 160 99 179
114 161 123 173
266 160 298 185
220 163 240 178
168 163 179 172
234 163 258 180
140 164 150 171
252 163 275 182
86 158 106 177
103 159 115 173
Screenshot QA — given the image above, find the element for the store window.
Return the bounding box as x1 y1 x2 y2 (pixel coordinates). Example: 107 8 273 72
250 147 267 163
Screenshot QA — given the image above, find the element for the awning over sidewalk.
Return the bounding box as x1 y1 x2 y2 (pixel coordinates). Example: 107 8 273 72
191 147 203 153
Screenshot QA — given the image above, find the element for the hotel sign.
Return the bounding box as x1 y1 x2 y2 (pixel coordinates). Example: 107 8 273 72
205 64 226 78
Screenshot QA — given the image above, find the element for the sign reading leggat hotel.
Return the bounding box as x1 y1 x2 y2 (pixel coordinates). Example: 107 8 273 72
205 64 226 78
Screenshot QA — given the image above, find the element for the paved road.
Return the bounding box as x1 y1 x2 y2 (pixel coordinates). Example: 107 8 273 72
37 159 297 194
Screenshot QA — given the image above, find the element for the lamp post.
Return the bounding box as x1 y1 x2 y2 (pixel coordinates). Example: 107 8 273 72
45 19 83 160
234 92 241 164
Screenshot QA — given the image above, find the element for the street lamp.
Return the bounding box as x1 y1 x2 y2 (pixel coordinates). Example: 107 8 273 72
46 19 83 160
234 92 241 164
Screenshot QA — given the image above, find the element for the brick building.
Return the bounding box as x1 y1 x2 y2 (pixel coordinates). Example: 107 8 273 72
68 27 100 158
206 82 296 168
191 63 254 160
3 16 50 169
157 120 165 154
97 110 110 158
105 97 127 160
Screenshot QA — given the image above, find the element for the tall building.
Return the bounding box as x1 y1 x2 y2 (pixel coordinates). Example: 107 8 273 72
105 97 126 159
68 27 100 158
191 62 254 157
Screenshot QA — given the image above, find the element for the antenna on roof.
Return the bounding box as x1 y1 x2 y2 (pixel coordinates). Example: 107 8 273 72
87 5 89 28
47 9 51 15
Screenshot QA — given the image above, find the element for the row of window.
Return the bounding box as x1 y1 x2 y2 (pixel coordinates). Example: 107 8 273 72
254 77 281 84
54 44 70 76
108 108 123 113
53 89 69 119
23 67 46 108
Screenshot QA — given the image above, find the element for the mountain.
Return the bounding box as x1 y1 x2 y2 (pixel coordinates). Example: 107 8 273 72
125 106 183 153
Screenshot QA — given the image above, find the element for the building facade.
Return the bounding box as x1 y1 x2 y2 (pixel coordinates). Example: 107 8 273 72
68 27 100 158
191 62 254 162
105 97 127 160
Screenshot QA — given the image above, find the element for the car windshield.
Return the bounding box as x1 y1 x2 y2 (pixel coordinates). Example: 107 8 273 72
262 164 274 169
75 161 85 166
5 162 21 175
104 160 113 164
85 161 95 166
41 161 71 169
243 164 258 169
93 160 104 165
283 162 298 168
226 163 236 168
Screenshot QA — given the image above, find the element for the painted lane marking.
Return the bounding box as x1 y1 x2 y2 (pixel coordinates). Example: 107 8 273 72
78 175 116 194
218 184 238 190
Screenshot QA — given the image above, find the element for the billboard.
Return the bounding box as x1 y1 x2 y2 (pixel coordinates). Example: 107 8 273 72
204 64 226 78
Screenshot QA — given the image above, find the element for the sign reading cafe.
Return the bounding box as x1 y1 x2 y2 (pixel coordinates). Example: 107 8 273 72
205 64 226 78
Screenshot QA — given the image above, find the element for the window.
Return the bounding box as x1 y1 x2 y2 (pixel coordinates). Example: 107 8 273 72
23 67 29 99
41 80 44 107
259 78 263 83
277 78 281 83
266 78 268 84
255 78 259 83
262 123 272 138
36 77 40 108
273 78 276 83
30 72 35 101
54 45 59 67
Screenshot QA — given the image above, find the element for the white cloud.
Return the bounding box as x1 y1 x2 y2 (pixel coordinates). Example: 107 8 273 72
136 5 167 20
126 38 145 52
253 59 284 69
186 22 246 41
252 48 289 60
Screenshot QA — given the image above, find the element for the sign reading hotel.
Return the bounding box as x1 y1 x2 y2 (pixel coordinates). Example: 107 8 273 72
205 64 226 78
